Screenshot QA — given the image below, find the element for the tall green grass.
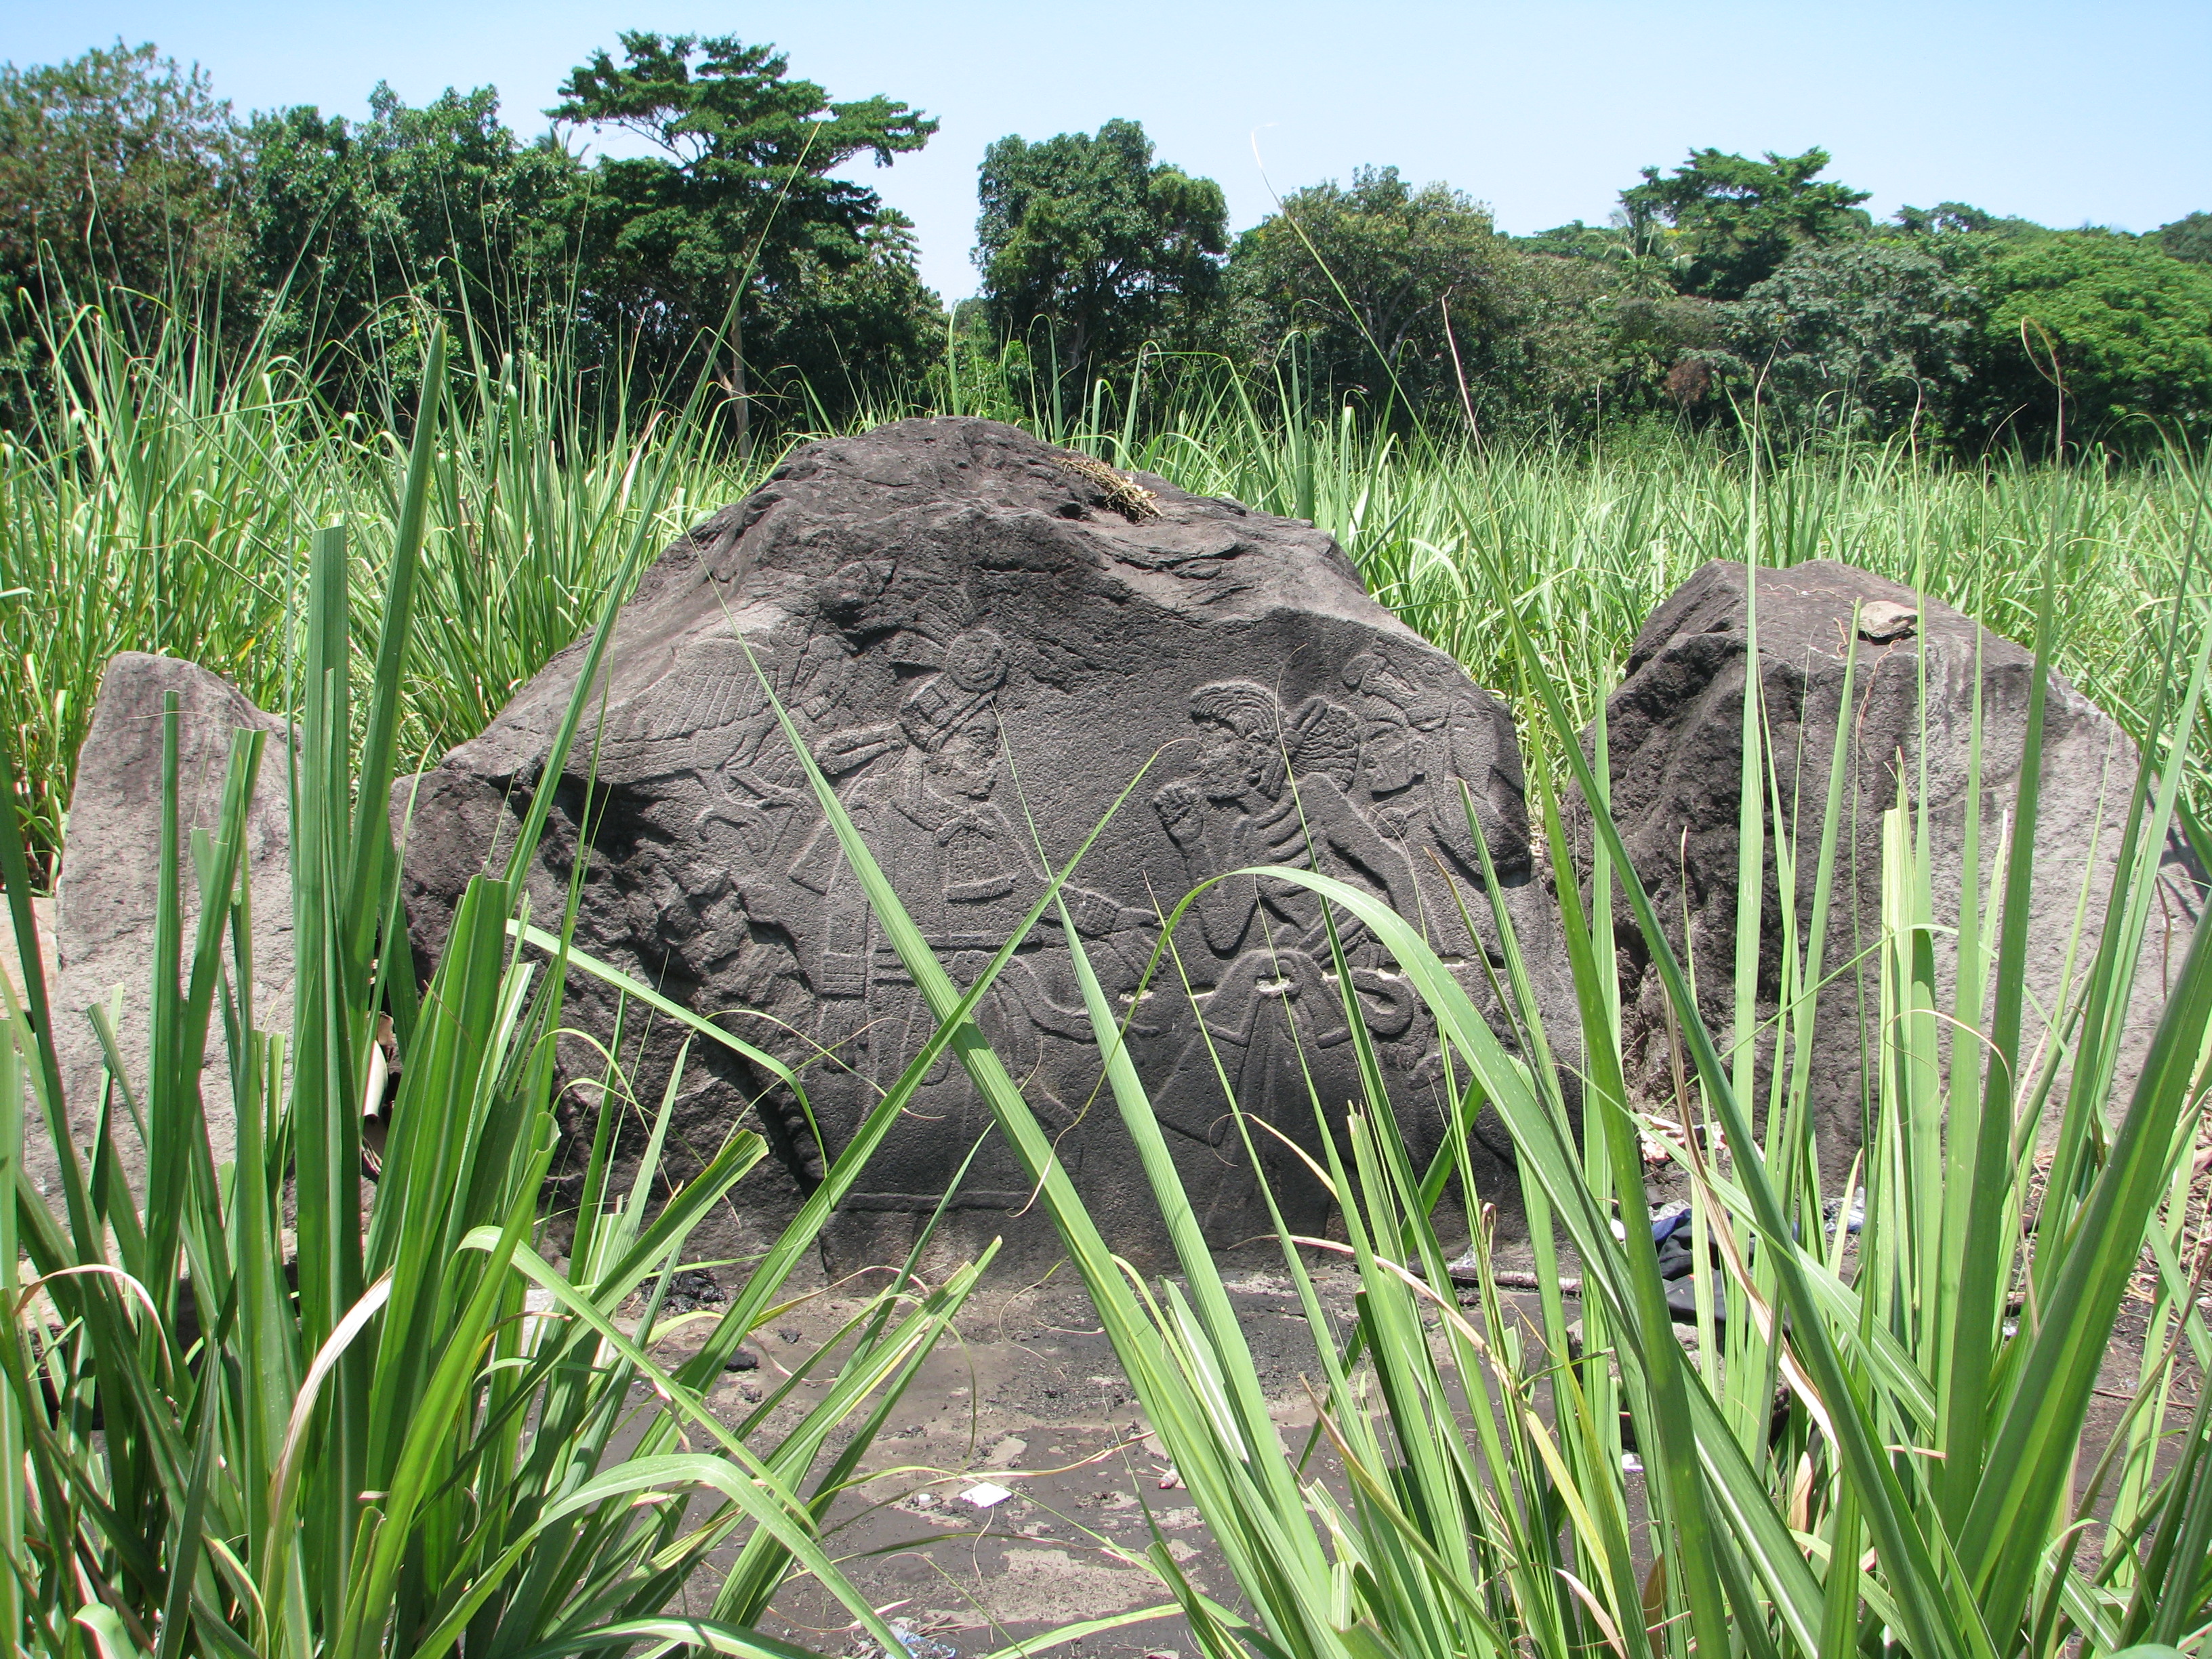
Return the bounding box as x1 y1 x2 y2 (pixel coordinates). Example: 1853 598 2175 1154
0 333 991 1659
0 302 747 878
7 299 2211 1659
7 306 2211 881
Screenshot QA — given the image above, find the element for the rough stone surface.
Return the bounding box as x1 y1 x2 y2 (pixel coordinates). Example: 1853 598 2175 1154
34 653 293 1202
398 417 1565 1271
1586 558 2203 1174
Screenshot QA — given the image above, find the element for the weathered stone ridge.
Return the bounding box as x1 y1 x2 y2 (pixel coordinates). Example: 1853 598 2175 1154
1585 558 2203 1173
398 417 1562 1269
36 653 293 1203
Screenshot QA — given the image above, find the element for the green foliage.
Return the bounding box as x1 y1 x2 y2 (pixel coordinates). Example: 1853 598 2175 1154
762 434 2212 1659
0 41 247 427
975 118 1227 393
550 32 940 432
2155 210 2212 264
1518 217 1631 260
0 333 979 1659
0 296 744 881
243 83 578 386
1622 145 1872 299
1971 231 2212 445
0 33 943 438
12 292 2212 880
1725 237 1982 437
1893 199 2051 242
5 264 2212 1659
0 41 242 306
1225 166 1613 434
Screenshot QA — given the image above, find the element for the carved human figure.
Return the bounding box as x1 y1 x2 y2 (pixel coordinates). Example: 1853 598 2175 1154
786 628 1154 1217
1149 680 1420 1153
1341 648 1529 883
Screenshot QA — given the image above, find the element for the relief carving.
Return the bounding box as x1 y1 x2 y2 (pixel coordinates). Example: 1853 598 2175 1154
398 417 1570 1269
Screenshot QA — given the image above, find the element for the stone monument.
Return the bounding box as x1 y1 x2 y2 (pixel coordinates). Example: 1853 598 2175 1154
1586 558 2203 1177
398 418 1566 1269
34 653 293 1205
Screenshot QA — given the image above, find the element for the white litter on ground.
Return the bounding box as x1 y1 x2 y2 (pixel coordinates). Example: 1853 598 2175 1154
960 1481 1014 1509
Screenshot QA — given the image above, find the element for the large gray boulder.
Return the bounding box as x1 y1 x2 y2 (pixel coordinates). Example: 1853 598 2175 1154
1588 558 2203 1176
32 653 293 1206
398 417 1565 1271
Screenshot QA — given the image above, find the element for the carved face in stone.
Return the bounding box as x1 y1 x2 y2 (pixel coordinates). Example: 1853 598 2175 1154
923 707 1003 799
1187 681 1282 804
1194 722 1266 802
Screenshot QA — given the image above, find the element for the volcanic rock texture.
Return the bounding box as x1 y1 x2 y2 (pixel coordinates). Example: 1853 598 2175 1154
35 653 293 1202
398 418 1564 1270
1589 558 2203 1177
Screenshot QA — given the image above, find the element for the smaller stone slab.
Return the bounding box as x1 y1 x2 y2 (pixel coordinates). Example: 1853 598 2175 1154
28 653 293 1208
1587 558 2203 1176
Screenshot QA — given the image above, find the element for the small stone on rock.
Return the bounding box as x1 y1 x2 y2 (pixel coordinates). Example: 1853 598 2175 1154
1857 600 1919 642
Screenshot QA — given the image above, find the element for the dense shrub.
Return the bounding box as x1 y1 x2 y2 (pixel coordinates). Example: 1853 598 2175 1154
1725 238 1982 438
1969 231 2212 446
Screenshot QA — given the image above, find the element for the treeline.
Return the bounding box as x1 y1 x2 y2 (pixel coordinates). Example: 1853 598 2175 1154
5 34 2210 453
973 131 2212 454
0 35 941 442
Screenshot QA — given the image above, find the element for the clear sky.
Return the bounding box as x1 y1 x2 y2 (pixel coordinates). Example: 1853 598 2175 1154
7 1 2209 302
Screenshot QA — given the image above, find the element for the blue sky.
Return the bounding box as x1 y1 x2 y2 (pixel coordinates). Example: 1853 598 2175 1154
7 1 2209 301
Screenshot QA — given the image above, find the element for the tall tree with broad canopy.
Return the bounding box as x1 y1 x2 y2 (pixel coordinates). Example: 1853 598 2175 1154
974 118 1227 395
246 83 579 390
550 32 939 441
1226 165 1610 434
1622 146 1871 300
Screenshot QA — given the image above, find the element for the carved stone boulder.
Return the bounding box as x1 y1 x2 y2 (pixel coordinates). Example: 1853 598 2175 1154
398 417 1565 1270
1586 558 2203 1178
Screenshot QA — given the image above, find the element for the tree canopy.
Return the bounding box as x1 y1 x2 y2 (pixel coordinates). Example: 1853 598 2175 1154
1226 167 1622 434
1725 239 1980 438
2156 211 2212 264
1970 232 2212 442
0 41 241 309
246 83 576 376
550 32 940 431
974 118 1226 391
1228 168 1507 412
1622 146 1872 300
6 35 2211 459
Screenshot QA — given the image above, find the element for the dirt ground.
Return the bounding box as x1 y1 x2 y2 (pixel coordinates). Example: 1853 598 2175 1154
633 1219 2204 1659
632 1254 1565 1659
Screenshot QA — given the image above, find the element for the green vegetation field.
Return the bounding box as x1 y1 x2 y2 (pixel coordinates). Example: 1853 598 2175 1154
6 305 2208 880
5 33 2212 1654
6 295 2212 1659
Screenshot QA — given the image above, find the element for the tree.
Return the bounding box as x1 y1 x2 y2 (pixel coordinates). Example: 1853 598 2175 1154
1724 239 1981 438
973 119 1226 393
1965 232 2212 447
1622 146 1870 300
2156 211 2212 264
0 41 242 321
245 83 578 388
1227 166 1607 433
550 32 938 436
